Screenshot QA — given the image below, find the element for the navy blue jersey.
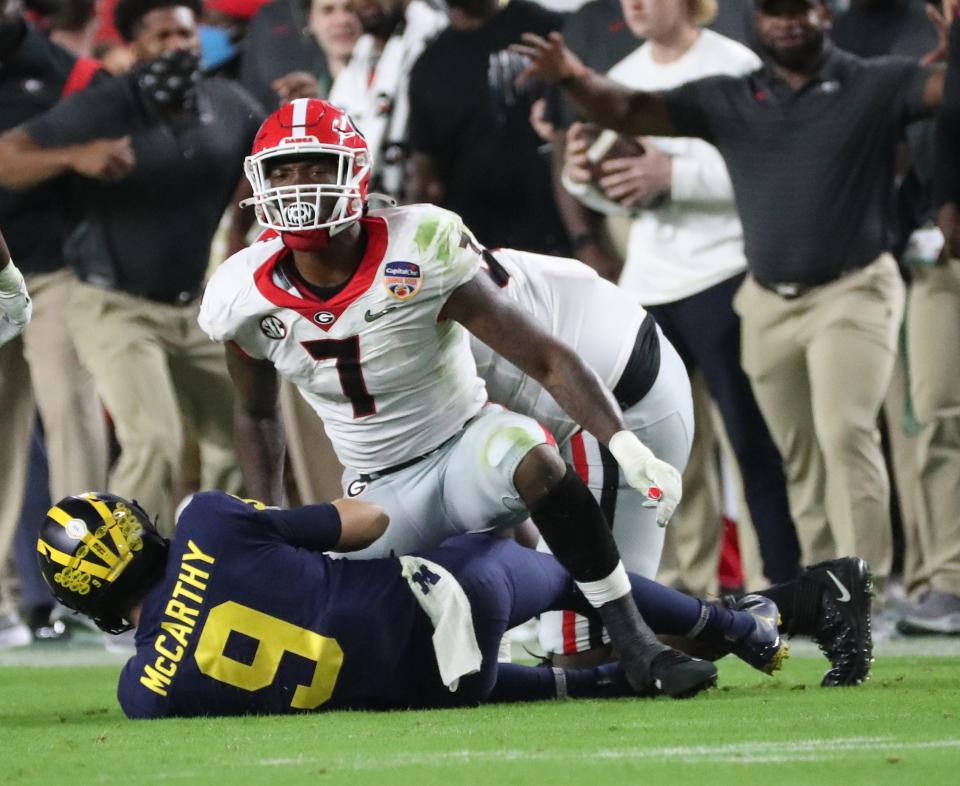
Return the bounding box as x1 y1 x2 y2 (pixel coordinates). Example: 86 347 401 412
117 492 442 718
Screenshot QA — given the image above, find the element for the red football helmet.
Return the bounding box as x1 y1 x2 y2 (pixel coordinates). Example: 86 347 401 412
242 98 372 236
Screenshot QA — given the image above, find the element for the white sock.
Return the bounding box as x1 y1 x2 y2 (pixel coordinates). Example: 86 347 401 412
575 562 631 608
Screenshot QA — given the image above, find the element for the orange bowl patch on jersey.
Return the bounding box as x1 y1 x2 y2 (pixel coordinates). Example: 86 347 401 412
383 261 423 301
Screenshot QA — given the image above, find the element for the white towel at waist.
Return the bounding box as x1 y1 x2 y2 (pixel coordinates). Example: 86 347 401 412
399 555 483 692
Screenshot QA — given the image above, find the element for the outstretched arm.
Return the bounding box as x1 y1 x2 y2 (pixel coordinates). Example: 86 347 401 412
261 498 389 552
0 127 134 191
511 32 676 138
225 341 286 505
918 3 960 109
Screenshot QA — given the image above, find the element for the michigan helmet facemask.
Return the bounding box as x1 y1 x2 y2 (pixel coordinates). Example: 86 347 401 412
36 493 169 634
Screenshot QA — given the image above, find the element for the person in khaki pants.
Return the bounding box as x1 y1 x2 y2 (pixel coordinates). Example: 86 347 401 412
900 246 960 633
0 268 108 553
64 285 241 533
733 254 905 583
0 0 112 643
1 230 105 644
899 20 960 630
1 240 107 645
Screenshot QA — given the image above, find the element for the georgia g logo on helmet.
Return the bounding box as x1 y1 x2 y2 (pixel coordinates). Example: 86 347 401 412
240 98 373 239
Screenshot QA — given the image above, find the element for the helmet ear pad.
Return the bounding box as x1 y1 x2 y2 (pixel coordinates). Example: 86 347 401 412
36 494 169 634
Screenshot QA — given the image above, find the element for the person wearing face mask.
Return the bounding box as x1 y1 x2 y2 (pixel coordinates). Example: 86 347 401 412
515 0 956 609
0 0 267 533
198 0 267 77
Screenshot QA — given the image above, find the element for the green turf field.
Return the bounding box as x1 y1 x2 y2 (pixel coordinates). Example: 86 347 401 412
2 653 960 785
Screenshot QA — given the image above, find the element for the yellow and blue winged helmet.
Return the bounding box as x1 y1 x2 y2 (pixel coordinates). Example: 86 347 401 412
36 493 169 634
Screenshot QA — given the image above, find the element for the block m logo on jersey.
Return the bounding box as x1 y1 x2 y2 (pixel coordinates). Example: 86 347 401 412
409 565 442 596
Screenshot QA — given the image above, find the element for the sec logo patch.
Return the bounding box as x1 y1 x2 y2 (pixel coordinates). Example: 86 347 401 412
383 261 422 301
260 316 287 339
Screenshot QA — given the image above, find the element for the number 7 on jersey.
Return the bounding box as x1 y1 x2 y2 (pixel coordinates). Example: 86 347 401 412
302 336 376 418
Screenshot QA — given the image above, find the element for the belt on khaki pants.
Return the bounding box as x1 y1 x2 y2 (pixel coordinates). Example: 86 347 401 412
754 260 877 300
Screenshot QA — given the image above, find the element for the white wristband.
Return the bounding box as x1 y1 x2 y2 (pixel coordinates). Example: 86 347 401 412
608 430 654 467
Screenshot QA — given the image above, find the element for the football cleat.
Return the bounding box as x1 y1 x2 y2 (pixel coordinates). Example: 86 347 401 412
730 594 789 675
804 557 874 686
649 649 718 699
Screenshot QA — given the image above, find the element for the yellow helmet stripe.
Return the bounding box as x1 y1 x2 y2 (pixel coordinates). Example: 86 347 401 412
85 494 132 557
86 495 114 527
104 549 134 582
47 504 119 567
36 538 112 580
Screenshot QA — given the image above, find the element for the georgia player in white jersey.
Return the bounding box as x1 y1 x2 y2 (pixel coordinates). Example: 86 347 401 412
471 249 693 661
199 98 717 698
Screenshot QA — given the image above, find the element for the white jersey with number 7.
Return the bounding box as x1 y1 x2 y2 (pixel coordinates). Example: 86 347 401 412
198 204 488 472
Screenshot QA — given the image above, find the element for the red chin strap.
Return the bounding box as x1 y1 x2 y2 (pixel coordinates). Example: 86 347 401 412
281 228 330 252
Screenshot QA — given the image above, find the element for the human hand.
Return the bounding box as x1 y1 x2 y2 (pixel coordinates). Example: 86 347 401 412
272 71 321 102
511 31 588 85
71 137 135 181
598 140 671 209
608 430 682 526
922 2 952 64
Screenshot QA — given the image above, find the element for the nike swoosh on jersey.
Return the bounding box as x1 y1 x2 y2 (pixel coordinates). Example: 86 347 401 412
364 306 400 322
826 570 852 602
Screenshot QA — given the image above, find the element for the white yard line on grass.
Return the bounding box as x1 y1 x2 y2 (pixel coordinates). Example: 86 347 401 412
254 736 960 769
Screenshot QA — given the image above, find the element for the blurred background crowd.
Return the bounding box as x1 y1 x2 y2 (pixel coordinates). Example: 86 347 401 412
1 0 958 650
